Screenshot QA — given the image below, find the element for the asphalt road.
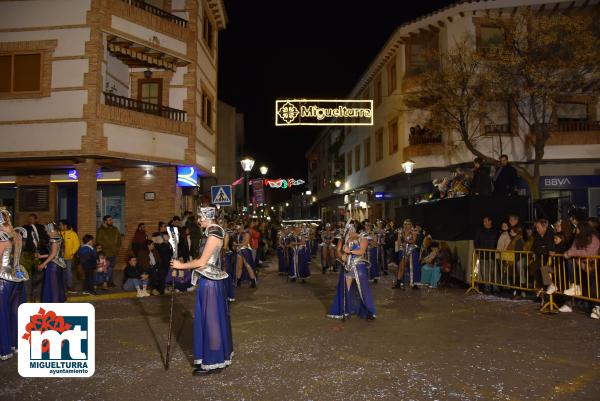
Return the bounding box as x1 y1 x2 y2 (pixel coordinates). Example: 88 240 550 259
1 256 600 401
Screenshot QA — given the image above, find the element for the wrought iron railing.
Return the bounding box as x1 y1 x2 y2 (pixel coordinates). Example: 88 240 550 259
104 92 186 122
121 0 187 28
409 131 442 145
556 120 600 132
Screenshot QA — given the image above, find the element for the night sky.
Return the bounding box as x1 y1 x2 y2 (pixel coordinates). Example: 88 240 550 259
218 0 454 179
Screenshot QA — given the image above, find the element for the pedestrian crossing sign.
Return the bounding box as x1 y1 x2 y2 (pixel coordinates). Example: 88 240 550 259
211 185 232 206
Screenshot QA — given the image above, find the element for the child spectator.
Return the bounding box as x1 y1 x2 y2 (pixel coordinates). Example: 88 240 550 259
122 256 149 297
77 234 97 295
95 251 110 290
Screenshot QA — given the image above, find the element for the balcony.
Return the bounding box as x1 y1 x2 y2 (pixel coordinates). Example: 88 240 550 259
556 120 600 132
104 92 186 121
408 127 442 146
530 120 600 146
121 0 187 28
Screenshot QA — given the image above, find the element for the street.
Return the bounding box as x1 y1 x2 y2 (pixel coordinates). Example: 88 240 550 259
1 257 599 401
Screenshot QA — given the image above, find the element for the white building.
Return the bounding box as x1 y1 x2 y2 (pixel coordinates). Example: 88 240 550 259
335 0 600 221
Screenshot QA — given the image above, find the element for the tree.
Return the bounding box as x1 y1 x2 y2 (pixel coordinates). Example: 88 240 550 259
404 9 600 199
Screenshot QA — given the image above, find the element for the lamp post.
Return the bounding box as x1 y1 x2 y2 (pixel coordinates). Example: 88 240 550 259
401 159 415 205
240 157 255 212
259 165 268 176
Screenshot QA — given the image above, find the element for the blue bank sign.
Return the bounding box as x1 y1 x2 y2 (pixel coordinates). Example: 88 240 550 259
177 166 198 187
540 175 600 189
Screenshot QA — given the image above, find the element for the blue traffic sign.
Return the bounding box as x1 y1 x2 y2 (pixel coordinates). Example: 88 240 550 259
211 185 232 206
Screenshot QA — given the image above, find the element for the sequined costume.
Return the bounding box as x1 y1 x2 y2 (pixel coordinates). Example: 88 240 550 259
41 227 66 303
192 223 233 370
328 232 376 319
288 232 310 280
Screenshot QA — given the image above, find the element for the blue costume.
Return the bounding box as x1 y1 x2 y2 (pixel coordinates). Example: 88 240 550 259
191 220 233 371
236 231 255 283
0 225 29 361
41 226 66 303
328 232 376 320
364 230 380 282
277 230 288 275
320 229 335 272
288 232 311 281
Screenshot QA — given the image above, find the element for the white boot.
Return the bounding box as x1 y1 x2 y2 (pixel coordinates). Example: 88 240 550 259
136 288 144 298
564 284 581 296
142 285 150 297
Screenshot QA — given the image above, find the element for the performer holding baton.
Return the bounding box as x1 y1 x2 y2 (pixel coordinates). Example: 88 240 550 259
170 206 233 376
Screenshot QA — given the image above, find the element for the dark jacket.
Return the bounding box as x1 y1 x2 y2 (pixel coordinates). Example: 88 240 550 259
472 165 492 196
177 235 192 262
24 223 49 253
123 263 144 284
493 163 518 197
136 248 160 273
533 229 554 256
474 227 498 249
77 245 97 271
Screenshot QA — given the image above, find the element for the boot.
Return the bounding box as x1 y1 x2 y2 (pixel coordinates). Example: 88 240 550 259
322 266 327 274
250 278 257 288
392 280 402 290
236 279 242 288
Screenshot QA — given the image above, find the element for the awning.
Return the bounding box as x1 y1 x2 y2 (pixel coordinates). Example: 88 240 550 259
107 34 190 71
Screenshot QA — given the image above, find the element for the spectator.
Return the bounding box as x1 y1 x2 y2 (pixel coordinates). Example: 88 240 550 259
77 234 97 295
23 213 49 300
531 219 555 296
497 222 511 251
492 154 518 197
563 223 600 303
588 217 599 234
131 223 148 256
177 226 192 262
96 215 121 287
170 216 182 227
249 220 261 266
122 256 150 297
507 226 526 297
95 251 110 291
474 216 497 292
471 157 492 196
58 219 80 294
137 239 160 278
437 242 454 287
420 241 442 288
554 219 574 249
152 231 171 295
523 224 534 251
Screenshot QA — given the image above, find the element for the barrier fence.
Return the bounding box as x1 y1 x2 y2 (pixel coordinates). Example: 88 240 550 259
466 248 600 313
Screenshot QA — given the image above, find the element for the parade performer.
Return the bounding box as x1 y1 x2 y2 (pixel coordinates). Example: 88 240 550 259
319 223 335 274
37 222 66 302
222 224 236 302
288 226 310 283
277 227 289 275
392 219 420 289
171 207 233 376
364 222 380 283
234 224 257 288
328 221 376 320
0 208 28 360
374 220 388 275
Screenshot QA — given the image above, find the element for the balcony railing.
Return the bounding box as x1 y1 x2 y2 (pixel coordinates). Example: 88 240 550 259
104 92 186 122
556 120 600 132
409 130 442 146
121 0 187 27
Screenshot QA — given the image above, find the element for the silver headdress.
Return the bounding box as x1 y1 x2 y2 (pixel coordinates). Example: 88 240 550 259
45 222 58 233
198 206 216 221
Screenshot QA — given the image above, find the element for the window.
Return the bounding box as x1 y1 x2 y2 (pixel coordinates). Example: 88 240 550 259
363 137 371 167
374 76 382 107
203 10 214 51
138 79 162 105
483 101 511 134
201 90 214 129
408 42 427 74
144 0 164 9
406 33 437 75
0 53 42 94
388 120 398 154
354 145 360 172
346 152 352 175
556 102 589 131
387 60 397 94
375 128 383 161
479 25 504 54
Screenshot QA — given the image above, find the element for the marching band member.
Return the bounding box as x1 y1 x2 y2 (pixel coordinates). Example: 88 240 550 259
374 220 388 275
37 222 67 302
319 223 335 274
288 226 310 283
0 209 28 361
328 221 376 320
277 226 289 275
234 224 257 288
171 207 233 376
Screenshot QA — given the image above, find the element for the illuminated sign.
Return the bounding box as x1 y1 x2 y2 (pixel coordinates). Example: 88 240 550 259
66 170 103 180
264 179 305 189
177 166 198 187
275 99 373 126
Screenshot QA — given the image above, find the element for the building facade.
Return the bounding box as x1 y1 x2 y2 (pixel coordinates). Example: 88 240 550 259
0 0 227 260
333 0 600 221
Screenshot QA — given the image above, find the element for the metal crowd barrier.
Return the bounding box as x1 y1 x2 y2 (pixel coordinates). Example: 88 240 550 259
465 248 600 313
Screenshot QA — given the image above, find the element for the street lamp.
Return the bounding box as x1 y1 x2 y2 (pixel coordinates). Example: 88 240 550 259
334 180 342 188
259 165 268 176
401 159 415 205
240 157 255 212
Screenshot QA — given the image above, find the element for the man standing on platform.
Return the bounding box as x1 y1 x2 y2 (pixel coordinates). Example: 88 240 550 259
493 154 518 197
96 215 121 287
